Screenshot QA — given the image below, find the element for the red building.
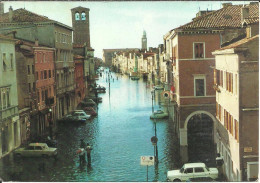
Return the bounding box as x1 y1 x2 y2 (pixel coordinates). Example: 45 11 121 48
163 2 258 163
74 55 85 106
34 42 56 137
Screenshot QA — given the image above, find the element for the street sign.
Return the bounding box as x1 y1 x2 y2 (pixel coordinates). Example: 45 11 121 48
140 156 154 166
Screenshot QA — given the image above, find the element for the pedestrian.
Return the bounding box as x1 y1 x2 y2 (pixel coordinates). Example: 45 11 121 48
79 139 86 164
86 143 93 165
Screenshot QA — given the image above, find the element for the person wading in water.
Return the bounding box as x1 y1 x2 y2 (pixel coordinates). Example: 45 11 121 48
86 143 93 165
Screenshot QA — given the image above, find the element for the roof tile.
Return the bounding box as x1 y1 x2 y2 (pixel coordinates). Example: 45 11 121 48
177 3 259 30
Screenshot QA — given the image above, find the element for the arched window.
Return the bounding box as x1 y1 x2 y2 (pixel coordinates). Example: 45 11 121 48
81 12 86 20
75 12 80 20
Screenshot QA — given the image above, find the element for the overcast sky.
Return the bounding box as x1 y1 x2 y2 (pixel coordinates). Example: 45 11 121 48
3 1 245 58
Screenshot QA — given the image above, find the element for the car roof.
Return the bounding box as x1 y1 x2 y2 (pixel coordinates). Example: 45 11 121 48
74 110 84 112
29 143 47 146
183 163 206 168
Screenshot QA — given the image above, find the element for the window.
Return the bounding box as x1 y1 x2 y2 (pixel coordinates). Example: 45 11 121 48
33 82 36 92
37 90 40 103
28 83 31 92
235 120 239 142
6 90 10 107
44 70 47 79
49 70 51 78
195 168 204 173
184 168 193 174
32 65 35 74
36 71 39 80
45 89 48 99
10 53 13 70
41 71 43 80
43 53 46 62
27 65 31 75
41 91 44 102
75 12 80 20
3 53 7 71
35 146 42 150
81 12 86 20
194 76 205 96
194 43 204 58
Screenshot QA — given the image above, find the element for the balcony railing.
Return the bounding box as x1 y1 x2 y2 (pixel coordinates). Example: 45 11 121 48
0 105 19 122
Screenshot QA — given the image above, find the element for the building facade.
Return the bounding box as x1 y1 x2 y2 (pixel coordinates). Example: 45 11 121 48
163 2 259 164
0 34 20 158
213 23 259 181
0 7 75 120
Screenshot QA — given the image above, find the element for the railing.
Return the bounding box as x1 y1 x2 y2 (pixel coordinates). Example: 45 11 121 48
0 105 19 122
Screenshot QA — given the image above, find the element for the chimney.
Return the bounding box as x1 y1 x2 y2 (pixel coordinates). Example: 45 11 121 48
222 3 232 8
0 2 4 15
241 5 249 23
35 39 39 46
9 6 13 22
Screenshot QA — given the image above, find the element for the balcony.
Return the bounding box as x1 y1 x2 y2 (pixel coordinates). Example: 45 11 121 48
0 105 19 122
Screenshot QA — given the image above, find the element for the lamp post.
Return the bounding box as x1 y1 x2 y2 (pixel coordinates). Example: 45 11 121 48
151 90 158 163
48 108 53 138
151 90 154 113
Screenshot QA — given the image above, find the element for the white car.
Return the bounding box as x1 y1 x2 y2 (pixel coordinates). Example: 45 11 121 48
72 110 91 122
14 143 57 158
167 163 218 182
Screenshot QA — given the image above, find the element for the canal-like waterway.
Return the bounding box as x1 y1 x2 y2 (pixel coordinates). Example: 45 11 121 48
0 69 181 182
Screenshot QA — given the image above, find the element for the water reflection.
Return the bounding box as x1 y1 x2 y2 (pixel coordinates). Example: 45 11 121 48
0 69 180 182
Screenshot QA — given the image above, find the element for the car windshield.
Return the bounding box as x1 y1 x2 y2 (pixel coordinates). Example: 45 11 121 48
180 167 185 173
205 166 210 171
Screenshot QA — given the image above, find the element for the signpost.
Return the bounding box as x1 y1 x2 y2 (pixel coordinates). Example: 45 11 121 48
140 156 154 181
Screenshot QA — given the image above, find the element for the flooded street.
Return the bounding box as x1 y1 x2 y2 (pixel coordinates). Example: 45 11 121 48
0 70 181 182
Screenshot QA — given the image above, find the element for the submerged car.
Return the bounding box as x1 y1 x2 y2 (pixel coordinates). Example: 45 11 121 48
150 110 168 119
167 163 218 182
72 110 91 122
14 143 57 158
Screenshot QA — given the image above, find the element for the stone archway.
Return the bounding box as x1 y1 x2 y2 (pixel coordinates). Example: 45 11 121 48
181 111 216 165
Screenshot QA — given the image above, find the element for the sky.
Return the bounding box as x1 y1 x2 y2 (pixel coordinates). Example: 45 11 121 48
3 1 246 58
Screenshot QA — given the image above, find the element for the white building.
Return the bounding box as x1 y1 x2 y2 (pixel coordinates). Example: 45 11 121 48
0 34 20 158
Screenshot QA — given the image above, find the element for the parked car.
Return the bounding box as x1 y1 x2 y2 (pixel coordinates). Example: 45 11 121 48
167 163 218 182
72 110 91 122
84 107 97 116
150 110 168 119
14 143 57 158
93 85 106 93
186 176 215 182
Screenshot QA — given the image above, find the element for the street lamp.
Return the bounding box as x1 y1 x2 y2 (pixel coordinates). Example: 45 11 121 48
150 90 158 163
48 108 53 138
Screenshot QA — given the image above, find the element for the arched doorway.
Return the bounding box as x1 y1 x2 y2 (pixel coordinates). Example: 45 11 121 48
186 112 215 165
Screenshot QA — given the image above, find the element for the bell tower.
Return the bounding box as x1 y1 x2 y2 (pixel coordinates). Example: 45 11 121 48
71 6 90 47
141 30 147 51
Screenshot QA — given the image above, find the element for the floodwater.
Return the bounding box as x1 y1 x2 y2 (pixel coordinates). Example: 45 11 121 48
0 69 181 182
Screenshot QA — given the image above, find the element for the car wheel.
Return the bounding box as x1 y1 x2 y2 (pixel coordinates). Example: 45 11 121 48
173 179 181 182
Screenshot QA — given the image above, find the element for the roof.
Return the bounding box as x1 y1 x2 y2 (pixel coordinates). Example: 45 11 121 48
143 52 155 59
176 3 259 30
183 163 206 168
0 34 16 41
0 8 73 30
0 8 50 23
218 34 259 50
71 6 90 11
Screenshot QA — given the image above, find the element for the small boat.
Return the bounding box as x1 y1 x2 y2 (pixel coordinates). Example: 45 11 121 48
131 76 140 80
150 110 168 119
